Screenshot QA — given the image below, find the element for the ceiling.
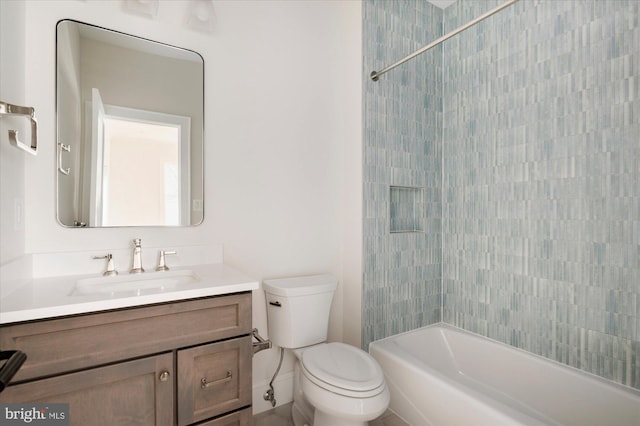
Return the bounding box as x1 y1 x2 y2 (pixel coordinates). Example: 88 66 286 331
426 0 457 9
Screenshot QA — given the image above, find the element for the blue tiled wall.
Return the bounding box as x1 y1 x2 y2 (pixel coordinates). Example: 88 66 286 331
364 0 639 389
363 0 443 350
390 186 426 233
442 0 639 389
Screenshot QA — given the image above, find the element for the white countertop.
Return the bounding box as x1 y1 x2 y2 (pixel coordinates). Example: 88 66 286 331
0 263 259 324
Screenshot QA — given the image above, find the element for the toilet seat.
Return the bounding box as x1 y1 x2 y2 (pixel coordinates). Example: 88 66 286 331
300 342 385 398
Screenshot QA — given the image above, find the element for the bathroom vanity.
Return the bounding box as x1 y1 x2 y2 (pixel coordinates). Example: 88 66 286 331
0 264 258 426
0 13 256 423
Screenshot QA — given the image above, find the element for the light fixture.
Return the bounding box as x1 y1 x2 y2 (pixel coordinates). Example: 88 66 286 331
186 0 216 33
124 0 159 18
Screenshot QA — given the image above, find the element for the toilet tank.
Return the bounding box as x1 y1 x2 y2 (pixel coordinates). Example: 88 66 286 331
263 274 338 349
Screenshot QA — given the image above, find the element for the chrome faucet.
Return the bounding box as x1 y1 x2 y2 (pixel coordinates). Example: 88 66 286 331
130 238 145 274
156 250 177 271
94 253 118 276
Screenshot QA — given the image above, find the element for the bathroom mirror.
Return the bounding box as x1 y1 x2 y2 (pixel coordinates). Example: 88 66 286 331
56 20 204 227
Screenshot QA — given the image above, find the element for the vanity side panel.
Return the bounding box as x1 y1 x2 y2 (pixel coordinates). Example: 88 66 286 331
0 292 251 382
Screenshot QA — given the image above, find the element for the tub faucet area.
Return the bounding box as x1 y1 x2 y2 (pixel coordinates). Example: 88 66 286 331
130 238 144 274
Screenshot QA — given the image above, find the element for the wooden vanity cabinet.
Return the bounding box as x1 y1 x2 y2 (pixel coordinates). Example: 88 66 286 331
0 292 252 426
178 336 252 425
0 353 175 424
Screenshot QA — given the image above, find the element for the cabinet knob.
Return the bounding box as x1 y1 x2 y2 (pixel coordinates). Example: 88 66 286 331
159 371 170 382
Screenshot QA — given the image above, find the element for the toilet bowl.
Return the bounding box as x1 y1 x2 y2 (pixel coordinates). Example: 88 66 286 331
298 343 390 426
264 274 389 426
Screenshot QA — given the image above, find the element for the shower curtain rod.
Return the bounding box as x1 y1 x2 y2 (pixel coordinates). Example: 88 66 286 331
370 0 519 81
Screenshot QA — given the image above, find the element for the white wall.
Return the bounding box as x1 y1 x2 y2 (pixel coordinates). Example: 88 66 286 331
5 0 362 414
0 0 27 265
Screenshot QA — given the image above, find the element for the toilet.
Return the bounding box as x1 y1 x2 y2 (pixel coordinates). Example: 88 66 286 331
263 274 390 426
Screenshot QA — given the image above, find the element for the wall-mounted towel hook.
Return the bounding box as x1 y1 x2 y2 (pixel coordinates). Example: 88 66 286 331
0 101 38 155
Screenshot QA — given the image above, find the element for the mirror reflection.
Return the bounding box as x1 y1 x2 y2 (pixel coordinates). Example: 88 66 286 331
56 20 204 227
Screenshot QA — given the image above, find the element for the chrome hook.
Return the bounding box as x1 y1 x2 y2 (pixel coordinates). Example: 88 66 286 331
0 101 38 155
57 143 71 175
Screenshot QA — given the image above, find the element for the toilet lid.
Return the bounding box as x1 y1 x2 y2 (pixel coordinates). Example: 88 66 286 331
301 342 384 392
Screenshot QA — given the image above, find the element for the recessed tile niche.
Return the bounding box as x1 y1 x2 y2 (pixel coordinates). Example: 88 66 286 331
389 186 425 233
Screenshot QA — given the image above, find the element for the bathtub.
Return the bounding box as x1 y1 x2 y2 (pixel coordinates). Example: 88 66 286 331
369 324 640 426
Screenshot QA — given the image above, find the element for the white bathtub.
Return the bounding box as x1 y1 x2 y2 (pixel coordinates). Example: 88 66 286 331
369 324 640 426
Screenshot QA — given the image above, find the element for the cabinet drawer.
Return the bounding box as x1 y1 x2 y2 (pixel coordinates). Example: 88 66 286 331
0 293 251 382
178 336 252 426
197 407 252 426
0 353 174 426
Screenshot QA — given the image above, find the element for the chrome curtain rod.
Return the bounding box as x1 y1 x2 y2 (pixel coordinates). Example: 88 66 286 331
370 0 519 81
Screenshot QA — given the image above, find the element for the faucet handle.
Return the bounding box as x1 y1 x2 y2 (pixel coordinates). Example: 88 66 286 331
156 250 177 271
93 254 118 276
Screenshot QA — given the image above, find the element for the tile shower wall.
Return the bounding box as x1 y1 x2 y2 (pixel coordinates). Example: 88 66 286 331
442 0 640 389
363 0 443 349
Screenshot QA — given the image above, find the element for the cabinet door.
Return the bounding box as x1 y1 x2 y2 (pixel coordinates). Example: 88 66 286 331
198 407 252 426
0 353 174 426
178 336 251 425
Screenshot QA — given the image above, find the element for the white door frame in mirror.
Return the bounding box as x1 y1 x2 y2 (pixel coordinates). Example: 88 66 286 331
84 89 191 227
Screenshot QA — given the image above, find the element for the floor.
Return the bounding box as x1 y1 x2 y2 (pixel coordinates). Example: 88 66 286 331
253 403 408 426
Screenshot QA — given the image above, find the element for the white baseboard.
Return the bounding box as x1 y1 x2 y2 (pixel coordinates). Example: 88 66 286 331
252 371 295 415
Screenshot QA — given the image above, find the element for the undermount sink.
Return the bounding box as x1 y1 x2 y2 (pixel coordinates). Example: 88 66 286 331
72 269 199 296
